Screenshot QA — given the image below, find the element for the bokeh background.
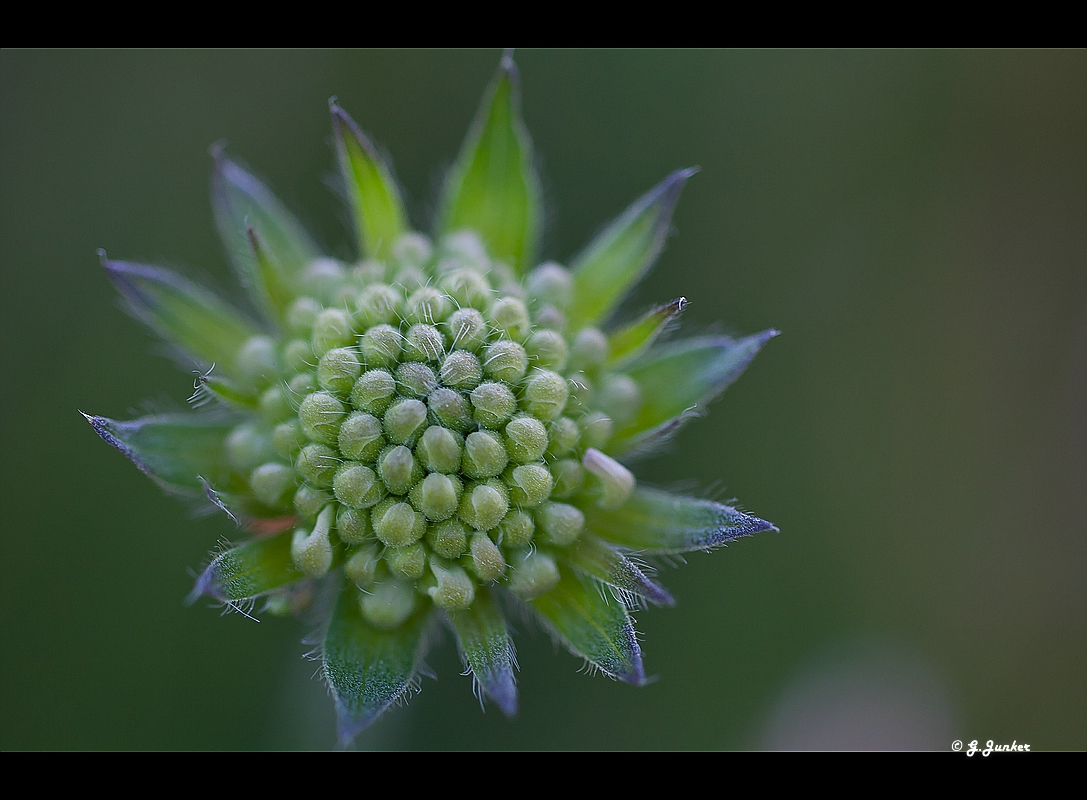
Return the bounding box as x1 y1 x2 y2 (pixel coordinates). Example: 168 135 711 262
2 49 1083 751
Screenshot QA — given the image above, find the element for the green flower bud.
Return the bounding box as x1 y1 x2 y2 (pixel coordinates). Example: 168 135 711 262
471 381 516 429
536 501 585 546
382 397 428 445
439 350 482 390
546 416 580 457
458 480 509 532
301 257 347 302
259 385 292 423
377 444 422 495
409 472 462 522
355 284 402 328
337 412 385 462
226 423 275 472
344 542 380 586
286 296 322 335
579 411 614 450
462 430 509 480
317 348 362 397
282 338 315 373
392 264 426 293
402 323 445 363
295 443 339 488
238 335 278 381
428 387 473 432
360 580 416 630
506 550 560 600
272 419 306 459
441 230 489 269
386 542 426 579
352 259 386 285
426 520 468 560
569 327 609 372
293 483 332 520
291 505 335 578
298 391 346 446
333 462 385 509
521 369 569 421
504 416 548 463
566 371 593 411
392 232 433 269
403 287 451 325
427 559 475 610
598 373 642 426
372 498 425 547
415 426 463 474
549 458 586 500
534 304 566 332
494 509 534 548
445 307 487 351
583 448 636 509
488 296 531 341
440 268 491 309
395 361 438 398
525 329 568 372
286 371 316 406
358 323 402 368
482 339 528 383
525 262 572 309
337 506 373 545
250 462 295 507
504 463 553 508
350 369 396 414
311 307 355 355
469 531 506 581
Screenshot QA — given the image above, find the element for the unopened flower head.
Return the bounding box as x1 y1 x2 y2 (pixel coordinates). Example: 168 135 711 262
87 55 777 744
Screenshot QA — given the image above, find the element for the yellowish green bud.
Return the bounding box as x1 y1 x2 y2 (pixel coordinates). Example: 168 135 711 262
507 550 560 600
415 426 463 474
250 462 295 507
355 284 401 328
272 419 306 459
337 506 372 545
395 362 438 398
291 505 335 578
462 430 509 479
382 397 428 445
570 327 608 371
337 412 385 462
359 323 402 368
410 472 461 521
360 580 416 630
440 268 491 309
525 329 568 372
549 458 586 500
298 391 346 446
402 323 445 363
286 296 322 335
525 262 572 309
344 543 380 586
317 348 362 397
282 338 314 373
386 542 426 579
259 385 292 423
482 339 528 383
458 480 509 532
226 423 275 472
579 411 613 450
293 483 332 519
495 509 534 548
504 463 553 508
238 335 278 381
392 232 433 269
426 519 468 559
311 307 355 355
546 416 580 457
598 373 642 426
377 444 422 495
521 369 569 421
428 387 473 432
488 296 531 341
333 462 385 509
471 381 516 429
428 559 475 610
445 307 487 351
536 501 585 546
504 416 548 463
372 498 424 547
350 369 396 414
295 443 338 488
439 350 482 390
403 287 451 325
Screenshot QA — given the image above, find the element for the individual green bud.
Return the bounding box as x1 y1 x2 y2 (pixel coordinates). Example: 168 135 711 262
546 416 580 457
525 262 572 309
317 348 362 397
272 419 306 459
439 350 482 390
360 580 417 630
350 369 396 414
344 543 380 586
536 501 586 546
295 443 339 488
428 559 475 610
286 372 316 407
488 296 531 341
337 412 385 462
291 505 335 578
597 373 642 426
382 397 428 445
259 385 292 423
300 257 347 301
293 483 332 519
237 335 278 382
410 472 462 522
337 506 373 545
565 371 593 412
549 458 586 500
395 362 438 398
311 307 355 355
358 323 402 368
445 307 487 352
287 296 322 336
489 263 523 298
352 259 386 285
569 327 609 372
469 531 507 581
521 369 569 421
282 338 315 373
377 444 422 495
582 447 636 509
504 463 554 508
333 462 385 509
392 264 427 293
428 387 473 432
298 391 346 446
579 411 614 450
372 498 425 547
494 509 534 548
506 550 560 600
458 480 510 532
471 382 517 429
226 423 275 472
482 340 528 383
403 287 451 325
440 268 492 309
393 232 433 269
525 329 568 372
504 416 548 463
355 283 402 328
441 229 489 269
386 542 426 579
249 462 295 507
534 304 566 332
334 283 360 310
426 519 469 559
415 426 463 474
462 430 509 480
402 323 446 363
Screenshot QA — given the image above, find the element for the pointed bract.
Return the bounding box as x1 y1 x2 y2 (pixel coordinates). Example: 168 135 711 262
566 169 696 330
438 56 540 274
561 534 674 607
531 571 646 685
609 330 779 455
606 298 687 368
189 529 310 604
246 226 298 324
332 103 408 262
449 590 518 716
584 486 776 554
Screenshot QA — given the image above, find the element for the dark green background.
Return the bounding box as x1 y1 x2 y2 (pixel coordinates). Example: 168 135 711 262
2 50 1083 750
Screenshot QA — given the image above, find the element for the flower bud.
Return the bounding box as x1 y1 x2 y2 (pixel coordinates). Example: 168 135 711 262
295 443 339 488
291 505 335 577
445 307 487 351
386 542 426 579
582 448 636 509
395 361 438 398
337 412 385 462
534 304 566 332
462 430 509 480
238 335 278 381
403 287 451 325
282 338 315 373
579 411 613 450
350 369 396 414
415 426 463 474
226 423 275 472
458 480 509 532
506 550 560 600
426 520 468 559
359 323 402 368
402 323 445 363
536 501 585 546
549 458 585 500
311 307 355 355
301 257 346 302
525 262 572 309
409 472 462 521
494 509 534 548
372 498 424 547
298 391 346 446
393 264 427 293
440 268 491 309
428 387 473 432
469 532 507 581
317 348 362 397
259 385 292 423
525 329 568 372
439 350 482 390
333 462 385 509
392 232 433 269
471 381 516 429
293 483 332 520
352 259 386 285
569 327 608 371
355 284 401 328
344 543 380 586
482 340 528 383
360 580 416 630
250 462 295 507
377 444 422 495
546 416 580 457
598 373 642 426
504 463 553 508
521 369 569 421
286 296 322 335
337 506 372 545
272 419 306 459
382 397 428 445
427 559 475 610
287 372 316 406
488 296 531 341
504 416 548 463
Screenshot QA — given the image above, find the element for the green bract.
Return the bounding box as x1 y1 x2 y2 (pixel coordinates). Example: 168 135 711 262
88 55 777 745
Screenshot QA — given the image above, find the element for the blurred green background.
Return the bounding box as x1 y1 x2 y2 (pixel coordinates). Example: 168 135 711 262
2 50 1083 751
